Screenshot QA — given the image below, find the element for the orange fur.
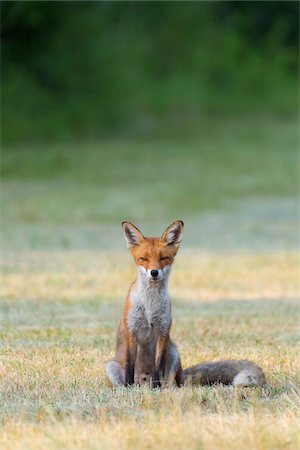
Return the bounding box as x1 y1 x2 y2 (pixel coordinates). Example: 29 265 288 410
107 221 183 386
106 220 266 388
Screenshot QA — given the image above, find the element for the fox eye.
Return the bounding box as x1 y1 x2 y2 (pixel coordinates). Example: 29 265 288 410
140 257 148 262
160 256 168 261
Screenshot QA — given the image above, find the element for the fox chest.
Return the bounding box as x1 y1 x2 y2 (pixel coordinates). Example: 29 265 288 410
127 296 171 345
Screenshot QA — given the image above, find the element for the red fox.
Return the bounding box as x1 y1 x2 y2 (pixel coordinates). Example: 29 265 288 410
106 221 266 387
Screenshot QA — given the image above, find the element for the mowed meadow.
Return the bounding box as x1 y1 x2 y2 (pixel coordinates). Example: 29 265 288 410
1 117 300 450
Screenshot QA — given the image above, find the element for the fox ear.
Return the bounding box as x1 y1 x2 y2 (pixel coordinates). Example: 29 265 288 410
161 220 184 246
122 221 145 247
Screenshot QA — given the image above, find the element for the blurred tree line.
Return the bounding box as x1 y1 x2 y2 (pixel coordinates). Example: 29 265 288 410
1 1 299 143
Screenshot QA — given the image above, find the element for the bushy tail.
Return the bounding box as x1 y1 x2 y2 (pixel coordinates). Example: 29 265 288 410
183 360 266 386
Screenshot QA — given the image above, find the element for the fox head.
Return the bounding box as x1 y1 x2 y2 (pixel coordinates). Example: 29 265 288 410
122 220 184 281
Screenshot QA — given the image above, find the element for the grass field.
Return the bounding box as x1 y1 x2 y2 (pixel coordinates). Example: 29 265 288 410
1 117 300 449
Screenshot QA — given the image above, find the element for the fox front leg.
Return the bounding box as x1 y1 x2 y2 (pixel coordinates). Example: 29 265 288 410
154 335 169 387
125 339 136 386
134 343 157 387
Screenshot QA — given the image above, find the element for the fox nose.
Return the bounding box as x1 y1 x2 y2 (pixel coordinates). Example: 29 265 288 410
151 270 159 278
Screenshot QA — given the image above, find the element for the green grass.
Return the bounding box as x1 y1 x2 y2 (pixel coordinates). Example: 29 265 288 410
1 116 299 449
2 116 299 251
2 117 298 221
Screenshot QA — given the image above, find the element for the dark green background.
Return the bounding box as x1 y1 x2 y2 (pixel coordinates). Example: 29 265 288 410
2 1 299 143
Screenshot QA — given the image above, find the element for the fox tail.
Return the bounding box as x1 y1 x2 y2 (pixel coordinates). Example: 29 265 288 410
183 360 266 386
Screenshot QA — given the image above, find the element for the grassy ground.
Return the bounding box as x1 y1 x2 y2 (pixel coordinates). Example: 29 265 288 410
2 116 299 250
1 117 300 449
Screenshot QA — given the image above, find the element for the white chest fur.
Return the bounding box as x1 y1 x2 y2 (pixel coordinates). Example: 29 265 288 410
127 272 171 345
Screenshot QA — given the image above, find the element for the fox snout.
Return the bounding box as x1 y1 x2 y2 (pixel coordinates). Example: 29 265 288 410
148 268 162 280
144 267 164 280
138 266 172 281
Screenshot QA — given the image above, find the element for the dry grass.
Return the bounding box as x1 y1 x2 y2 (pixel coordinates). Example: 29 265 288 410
1 249 300 450
1 410 300 450
1 121 299 448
